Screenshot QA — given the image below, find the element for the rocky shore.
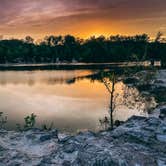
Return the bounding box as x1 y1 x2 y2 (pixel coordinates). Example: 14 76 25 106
0 107 166 166
0 69 166 166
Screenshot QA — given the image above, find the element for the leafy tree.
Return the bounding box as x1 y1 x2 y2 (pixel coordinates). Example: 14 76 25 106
44 35 62 46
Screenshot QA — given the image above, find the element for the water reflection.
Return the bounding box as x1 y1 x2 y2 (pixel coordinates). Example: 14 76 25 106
0 70 156 132
0 70 95 85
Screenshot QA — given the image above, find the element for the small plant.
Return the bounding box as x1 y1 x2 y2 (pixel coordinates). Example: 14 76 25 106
16 113 37 131
24 113 37 129
99 116 110 130
0 112 7 129
42 122 54 131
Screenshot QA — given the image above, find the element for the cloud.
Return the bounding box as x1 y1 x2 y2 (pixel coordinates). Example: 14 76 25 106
0 0 166 37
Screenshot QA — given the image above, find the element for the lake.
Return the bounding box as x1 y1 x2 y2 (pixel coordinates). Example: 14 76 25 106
0 69 156 132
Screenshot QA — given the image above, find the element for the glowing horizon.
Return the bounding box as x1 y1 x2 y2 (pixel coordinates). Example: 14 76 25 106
0 0 166 40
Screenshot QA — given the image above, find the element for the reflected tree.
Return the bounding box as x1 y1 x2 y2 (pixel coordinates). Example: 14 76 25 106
122 86 156 113
100 71 157 130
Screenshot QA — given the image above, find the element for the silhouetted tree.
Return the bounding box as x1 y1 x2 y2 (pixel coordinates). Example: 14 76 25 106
44 35 62 46
25 36 34 44
155 31 163 43
0 34 165 66
102 73 117 129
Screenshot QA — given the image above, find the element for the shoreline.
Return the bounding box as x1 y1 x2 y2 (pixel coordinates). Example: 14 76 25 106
0 110 166 166
0 61 161 71
0 69 166 165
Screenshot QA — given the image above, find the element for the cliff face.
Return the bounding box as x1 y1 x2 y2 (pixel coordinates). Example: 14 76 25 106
0 108 166 166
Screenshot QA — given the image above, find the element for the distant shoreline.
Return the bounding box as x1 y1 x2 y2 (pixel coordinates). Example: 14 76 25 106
0 62 144 66
0 61 160 71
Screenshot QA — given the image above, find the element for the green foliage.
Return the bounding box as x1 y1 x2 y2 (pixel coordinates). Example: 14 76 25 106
0 112 7 129
0 34 165 65
16 113 37 131
24 113 37 129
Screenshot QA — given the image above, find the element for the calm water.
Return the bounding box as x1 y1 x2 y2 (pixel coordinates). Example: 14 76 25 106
0 70 156 132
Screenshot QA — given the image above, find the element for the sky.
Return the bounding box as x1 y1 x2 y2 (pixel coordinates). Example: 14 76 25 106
0 0 166 39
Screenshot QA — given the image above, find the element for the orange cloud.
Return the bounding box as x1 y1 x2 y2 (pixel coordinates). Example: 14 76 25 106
0 0 166 39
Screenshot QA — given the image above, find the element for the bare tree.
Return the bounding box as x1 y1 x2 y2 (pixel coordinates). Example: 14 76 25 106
102 73 118 129
100 72 156 130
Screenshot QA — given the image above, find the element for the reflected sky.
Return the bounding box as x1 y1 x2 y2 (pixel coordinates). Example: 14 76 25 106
0 70 156 132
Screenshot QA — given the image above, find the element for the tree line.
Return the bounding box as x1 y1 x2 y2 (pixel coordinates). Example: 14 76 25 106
0 33 165 66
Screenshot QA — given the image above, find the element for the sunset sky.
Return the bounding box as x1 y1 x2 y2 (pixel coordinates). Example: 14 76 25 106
0 0 166 39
